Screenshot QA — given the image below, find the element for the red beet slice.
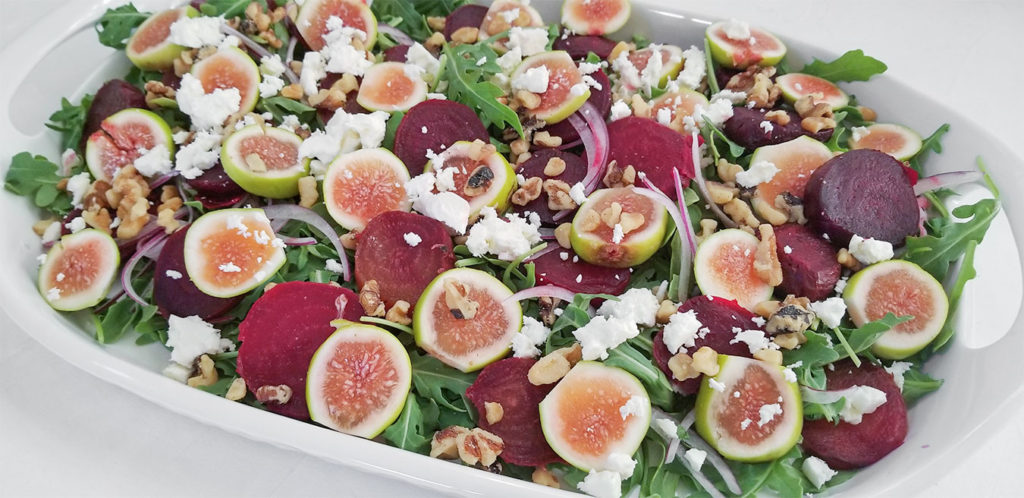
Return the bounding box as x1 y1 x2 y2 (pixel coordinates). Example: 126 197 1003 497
185 163 245 197
653 296 760 394
236 281 361 420
465 358 560 466
552 34 618 60
393 100 490 174
81 79 147 149
444 4 489 41
355 211 455 307
774 223 841 301
540 70 611 145
724 107 833 149
384 44 410 62
532 248 630 295
804 149 919 247
801 359 908 469
153 225 243 320
512 148 588 224
606 117 695 197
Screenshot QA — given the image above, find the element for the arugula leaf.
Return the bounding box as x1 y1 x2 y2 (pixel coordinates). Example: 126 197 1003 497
410 352 477 414
546 294 615 349
605 339 675 409
908 124 951 173
731 445 805 497
382 111 405 150
93 299 137 344
197 376 238 396
46 95 94 152
929 239 976 352
372 0 432 41
4 152 72 214
703 38 720 95
903 198 999 280
441 43 524 137
901 366 943 404
95 4 149 49
201 0 266 18
700 121 745 162
838 313 912 355
782 330 839 390
258 96 318 125
383 394 438 454
798 49 887 83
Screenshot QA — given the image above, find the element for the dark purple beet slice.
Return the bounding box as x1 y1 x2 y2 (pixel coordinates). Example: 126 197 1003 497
465 358 561 466
551 34 618 60
540 70 611 145
532 248 630 295
393 100 489 174
606 117 695 197
653 296 760 394
714 67 740 92
81 79 146 149
185 163 245 197
724 107 833 149
802 360 908 470
236 281 362 420
153 225 243 320
774 223 841 301
804 149 919 247
355 211 455 307
512 149 587 225
384 44 410 62
444 4 489 41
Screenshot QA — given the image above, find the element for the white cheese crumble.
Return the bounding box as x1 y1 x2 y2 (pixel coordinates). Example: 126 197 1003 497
759 120 774 134
496 46 523 73
735 160 780 188
403 232 422 247
850 126 870 143
572 316 640 361
605 453 636 479
298 109 390 170
783 367 797 383
507 27 549 57
320 16 373 76
177 73 240 131
676 46 706 90
165 270 183 280
809 297 847 329
884 361 913 391
465 207 542 261
164 315 234 367
510 316 551 358
569 182 588 205
511 65 550 93
168 16 226 48
651 417 679 440
757 403 783 427
65 172 91 207
730 329 778 355
656 107 673 126
597 288 660 327
722 19 752 41
218 262 242 273
65 216 86 233
260 54 286 76
609 100 632 121
46 287 61 300
299 51 327 97
133 144 173 177
848 234 894 265
406 43 441 79
683 448 707 471
611 223 625 243
325 258 345 274
802 456 838 489
619 395 646 420
708 378 726 392
834 276 848 294
577 469 623 498
413 191 471 235
837 385 888 424
662 310 702 354
712 89 748 105
259 74 285 98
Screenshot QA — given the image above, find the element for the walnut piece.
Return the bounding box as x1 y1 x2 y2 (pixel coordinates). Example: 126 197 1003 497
723 198 759 228
450 26 480 45
484 401 504 424
528 351 571 385
554 222 572 249
107 165 151 240
385 300 412 326
511 176 543 206
225 377 247 401
443 279 479 320
706 181 739 205
533 131 563 148
255 384 293 405
187 354 218 387
543 157 567 177
532 467 561 488
691 346 720 376
837 248 863 271
667 353 699 381
753 224 783 286
359 280 386 317
753 348 783 365
298 176 319 208
655 300 677 324
543 179 576 211
457 428 504 467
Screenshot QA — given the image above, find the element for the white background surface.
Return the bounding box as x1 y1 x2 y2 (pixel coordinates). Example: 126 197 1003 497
1 0 1022 497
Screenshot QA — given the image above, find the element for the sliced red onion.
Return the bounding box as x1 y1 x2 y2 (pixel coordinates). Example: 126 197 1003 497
684 432 743 495
120 232 169 306
537 226 556 240
689 131 737 229
286 34 298 66
680 408 697 431
913 170 983 196
148 171 177 189
633 177 693 302
221 24 298 84
507 284 577 304
917 196 929 237
525 242 560 262
378 24 415 47
262 204 350 281
281 236 317 246
672 168 699 256
573 102 610 193
675 445 727 498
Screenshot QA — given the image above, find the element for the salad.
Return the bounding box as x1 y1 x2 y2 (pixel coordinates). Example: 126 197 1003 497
3 0 1002 496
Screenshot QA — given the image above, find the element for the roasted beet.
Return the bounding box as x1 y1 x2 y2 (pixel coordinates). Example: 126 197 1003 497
724 107 833 149
153 226 243 320
465 358 561 466
444 4 489 41
802 360 908 469
606 117 695 197
237 282 362 420
81 79 146 149
804 149 919 247
551 34 618 60
185 163 245 197
393 100 490 174
512 149 587 224
384 44 410 62
355 211 455 307
653 296 760 394
532 248 630 295
540 70 612 145
774 223 841 301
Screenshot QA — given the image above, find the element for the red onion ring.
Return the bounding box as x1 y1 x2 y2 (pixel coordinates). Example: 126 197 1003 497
262 204 350 281
913 170 983 196
507 284 577 304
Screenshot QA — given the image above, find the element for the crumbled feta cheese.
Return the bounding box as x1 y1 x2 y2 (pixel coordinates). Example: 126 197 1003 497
510 316 551 358
708 378 726 392
848 234 894 265
413 191 471 234
759 120 774 134
711 89 747 105
783 367 797 383
809 297 847 329
165 269 183 280
662 310 702 354
597 288 660 327
568 182 588 205
570 83 589 97
65 172 91 207
36 253 48 266
690 96 735 130
610 100 631 121
260 54 286 76
582 74 603 90
298 109 390 169
834 277 848 294
133 144 173 177
325 258 345 273
320 16 373 76
511 65 550 93
465 207 542 261
676 46 706 90
735 160 780 188
434 167 457 192
219 262 242 273
500 7 521 24
683 448 707 470
611 223 625 243
165 315 233 367
722 19 751 41
299 51 327 97
757 403 783 427
46 287 61 300
65 216 86 233
782 245 792 254
168 16 226 48
259 74 285 98
619 395 646 420
652 417 679 440
177 73 240 131
507 27 549 57
406 43 441 79
850 126 870 142
730 329 777 354
403 232 422 247
172 130 191 145
884 361 913 391
802 456 838 489
495 46 523 73
656 107 673 126
577 469 623 498
605 453 636 479
162 362 192 383
837 385 888 424
573 316 640 361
